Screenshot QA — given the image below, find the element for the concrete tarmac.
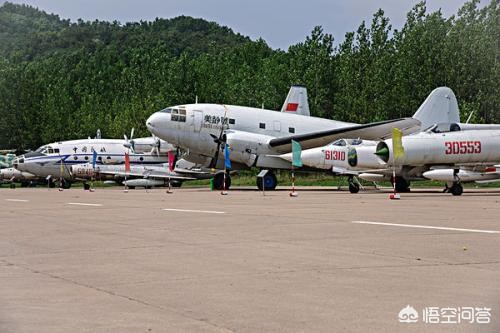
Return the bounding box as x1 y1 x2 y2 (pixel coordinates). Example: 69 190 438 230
0 187 499 332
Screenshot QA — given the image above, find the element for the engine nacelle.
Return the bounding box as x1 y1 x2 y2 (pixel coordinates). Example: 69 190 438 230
226 131 274 167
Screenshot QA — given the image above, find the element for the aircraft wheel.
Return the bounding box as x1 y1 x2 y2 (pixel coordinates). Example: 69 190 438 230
348 182 360 194
450 182 463 196
9 183 16 189
170 180 183 188
83 183 91 190
213 172 231 190
394 177 410 192
48 180 56 188
128 186 135 190
61 180 71 189
256 171 277 191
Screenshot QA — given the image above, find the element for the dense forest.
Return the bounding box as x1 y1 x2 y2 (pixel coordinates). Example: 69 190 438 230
0 1 498 150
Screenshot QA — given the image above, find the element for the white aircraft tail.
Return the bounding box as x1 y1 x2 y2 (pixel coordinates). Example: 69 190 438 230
281 85 310 116
412 87 460 130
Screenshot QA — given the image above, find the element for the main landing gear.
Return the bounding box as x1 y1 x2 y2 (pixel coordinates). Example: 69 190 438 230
444 182 463 196
256 171 277 191
392 176 411 193
213 172 231 190
348 176 360 194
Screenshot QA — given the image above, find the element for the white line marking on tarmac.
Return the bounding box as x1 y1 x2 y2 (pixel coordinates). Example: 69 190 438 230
352 221 500 234
67 202 103 207
5 199 29 202
163 208 225 214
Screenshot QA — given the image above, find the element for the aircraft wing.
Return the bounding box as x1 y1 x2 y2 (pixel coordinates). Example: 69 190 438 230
268 118 420 153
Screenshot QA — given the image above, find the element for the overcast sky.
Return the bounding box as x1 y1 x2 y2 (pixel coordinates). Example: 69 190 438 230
3 0 478 49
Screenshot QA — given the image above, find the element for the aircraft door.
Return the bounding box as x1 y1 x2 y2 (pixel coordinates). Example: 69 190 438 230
273 120 281 132
192 110 203 132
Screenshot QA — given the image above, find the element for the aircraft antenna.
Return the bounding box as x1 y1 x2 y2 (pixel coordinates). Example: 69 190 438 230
466 110 475 124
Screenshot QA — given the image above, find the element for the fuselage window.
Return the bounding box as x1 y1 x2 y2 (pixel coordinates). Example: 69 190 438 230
48 148 54 154
171 109 179 121
139 157 144 161
259 123 266 129
98 156 102 161
84 156 89 161
54 148 60 153
106 156 111 160
74 156 78 160
178 108 187 122
161 108 172 113
289 127 295 133
229 118 235 125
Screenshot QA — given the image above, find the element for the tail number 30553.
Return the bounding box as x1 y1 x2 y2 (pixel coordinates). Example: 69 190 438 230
445 141 481 155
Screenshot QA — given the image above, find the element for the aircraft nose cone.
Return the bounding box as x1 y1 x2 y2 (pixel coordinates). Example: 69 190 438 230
146 112 162 134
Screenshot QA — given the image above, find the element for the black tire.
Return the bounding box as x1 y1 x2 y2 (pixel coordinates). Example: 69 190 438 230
9 183 16 189
256 171 278 191
213 173 231 190
48 181 56 188
171 180 183 188
450 183 463 196
394 177 410 192
348 182 360 194
83 183 91 190
61 180 71 189
128 186 135 190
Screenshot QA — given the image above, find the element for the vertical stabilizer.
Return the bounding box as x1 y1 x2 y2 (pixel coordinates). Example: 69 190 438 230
412 87 460 129
281 85 310 116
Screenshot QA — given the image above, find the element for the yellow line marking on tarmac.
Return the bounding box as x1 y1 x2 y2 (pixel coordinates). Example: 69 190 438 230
352 221 500 234
67 202 103 207
163 208 225 214
5 199 29 202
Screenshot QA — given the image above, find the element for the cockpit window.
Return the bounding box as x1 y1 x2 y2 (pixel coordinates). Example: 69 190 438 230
171 107 187 122
36 145 47 153
350 139 363 146
332 139 347 146
160 108 172 113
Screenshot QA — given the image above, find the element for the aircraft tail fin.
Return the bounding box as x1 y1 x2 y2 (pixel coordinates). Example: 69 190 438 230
412 87 460 130
281 85 310 116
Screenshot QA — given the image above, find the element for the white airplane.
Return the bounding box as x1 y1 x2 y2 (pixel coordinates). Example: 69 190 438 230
13 131 172 188
374 129 500 195
279 87 500 193
144 87 470 190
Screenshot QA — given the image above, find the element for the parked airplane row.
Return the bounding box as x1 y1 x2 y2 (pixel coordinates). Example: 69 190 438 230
2 86 499 195
145 86 500 195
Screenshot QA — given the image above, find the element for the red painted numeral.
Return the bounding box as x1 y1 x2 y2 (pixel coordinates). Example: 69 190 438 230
444 141 481 155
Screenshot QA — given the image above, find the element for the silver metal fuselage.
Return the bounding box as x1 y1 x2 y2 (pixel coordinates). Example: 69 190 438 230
14 138 168 180
146 104 355 169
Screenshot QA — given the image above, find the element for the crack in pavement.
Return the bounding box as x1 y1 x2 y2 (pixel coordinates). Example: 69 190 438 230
0 259 235 333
